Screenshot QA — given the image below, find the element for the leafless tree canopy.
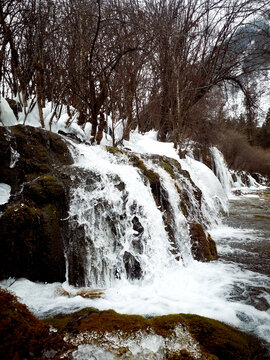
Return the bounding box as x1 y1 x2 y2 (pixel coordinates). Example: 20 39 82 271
0 0 269 144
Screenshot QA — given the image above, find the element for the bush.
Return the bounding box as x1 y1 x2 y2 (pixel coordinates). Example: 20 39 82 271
217 129 270 178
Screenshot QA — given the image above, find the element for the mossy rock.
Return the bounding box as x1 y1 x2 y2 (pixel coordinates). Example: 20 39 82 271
23 175 65 205
0 203 41 279
181 314 268 360
189 222 218 262
43 308 149 334
106 146 124 156
0 288 68 360
39 204 66 282
0 125 73 189
160 158 176 179
43 309 268 360
0 202 66 282
128 153 161 206
129 153 160 186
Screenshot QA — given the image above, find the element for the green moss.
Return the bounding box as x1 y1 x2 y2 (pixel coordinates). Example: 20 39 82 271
24 175 65 204
150 314 185 337
44 308 149 334
106 146 124 156
43 309 267 360
181 314 265 360
129 154 160 184
43 308 99 331
189 222 218 262
160 159 176 179
128 154 161 206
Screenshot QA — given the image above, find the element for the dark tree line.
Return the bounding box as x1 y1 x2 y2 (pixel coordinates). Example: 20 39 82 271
0 0 269 145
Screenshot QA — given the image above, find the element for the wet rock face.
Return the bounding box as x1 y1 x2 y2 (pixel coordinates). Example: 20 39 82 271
189 222 218 262
0 125 73 282
123 251 143 280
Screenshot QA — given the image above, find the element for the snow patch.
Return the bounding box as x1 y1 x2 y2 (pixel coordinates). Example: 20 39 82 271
0 97 17 126
0 183 11 205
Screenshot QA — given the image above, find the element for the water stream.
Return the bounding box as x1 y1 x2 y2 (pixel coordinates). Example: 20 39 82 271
210 188 270 345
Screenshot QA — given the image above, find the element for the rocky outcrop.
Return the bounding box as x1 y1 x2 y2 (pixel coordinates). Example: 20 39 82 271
0 125 72 192
189 222 218 262
43 306 268 360
0 125 73 282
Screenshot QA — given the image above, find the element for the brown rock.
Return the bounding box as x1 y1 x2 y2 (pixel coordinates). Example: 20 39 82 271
189 222 218 261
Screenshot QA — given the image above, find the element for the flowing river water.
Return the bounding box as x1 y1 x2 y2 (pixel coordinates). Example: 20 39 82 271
210 187 270 350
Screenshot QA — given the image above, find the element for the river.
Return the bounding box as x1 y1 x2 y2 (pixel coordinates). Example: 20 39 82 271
210 187 270 350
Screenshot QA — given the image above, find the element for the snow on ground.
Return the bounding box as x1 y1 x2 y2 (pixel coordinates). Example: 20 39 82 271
0 98 17 126
0 183 11 205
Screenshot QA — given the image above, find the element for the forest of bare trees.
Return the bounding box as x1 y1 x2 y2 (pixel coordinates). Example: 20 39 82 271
0 0 269 146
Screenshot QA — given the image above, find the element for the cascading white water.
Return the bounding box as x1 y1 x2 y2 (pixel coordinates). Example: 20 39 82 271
145 159 192 264
210 147 234 196
68 145 181 287
210 146 263 193
67 143 226 287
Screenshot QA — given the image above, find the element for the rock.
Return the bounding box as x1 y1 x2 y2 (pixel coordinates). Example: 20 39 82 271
0 201 66 282
123 251 143 280
189 222 218 261
0 288 67 360
43 308 269 360
233 189 242 196
23 175 66 208
0 125 72 283
5 98 22 119
0 125 72 192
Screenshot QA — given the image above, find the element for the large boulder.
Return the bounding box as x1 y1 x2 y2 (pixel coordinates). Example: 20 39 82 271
0 125 72 191
0 125 73 282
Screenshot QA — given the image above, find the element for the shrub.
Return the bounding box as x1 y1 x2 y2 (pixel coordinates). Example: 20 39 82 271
217 129 270 178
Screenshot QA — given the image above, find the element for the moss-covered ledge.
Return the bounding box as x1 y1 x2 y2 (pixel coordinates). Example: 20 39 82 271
1 287 268 360
43 308 268 360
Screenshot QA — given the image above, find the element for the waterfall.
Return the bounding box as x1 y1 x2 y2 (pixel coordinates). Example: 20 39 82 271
66 143 227 288
210 147 233 196
67 145 176 287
